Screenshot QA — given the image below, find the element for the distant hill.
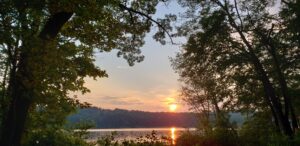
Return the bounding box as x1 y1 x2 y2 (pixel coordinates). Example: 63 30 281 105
67 107 244 128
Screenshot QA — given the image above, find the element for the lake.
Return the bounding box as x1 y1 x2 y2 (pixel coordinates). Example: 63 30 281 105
86 127 196 144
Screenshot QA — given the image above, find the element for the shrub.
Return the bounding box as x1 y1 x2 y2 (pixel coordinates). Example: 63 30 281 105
23 129 91 146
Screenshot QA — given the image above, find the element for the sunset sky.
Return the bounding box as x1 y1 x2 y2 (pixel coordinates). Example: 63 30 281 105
76 2 189 112
75 1 281 112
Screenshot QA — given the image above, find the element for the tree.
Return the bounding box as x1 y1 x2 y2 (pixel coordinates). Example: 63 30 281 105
172 53 236 130
0 0 171 145
172 0 300 138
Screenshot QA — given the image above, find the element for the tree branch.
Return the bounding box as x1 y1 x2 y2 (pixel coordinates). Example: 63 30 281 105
268 24 275 39
234 0 243 31
119 4 174 44
281 0 291 6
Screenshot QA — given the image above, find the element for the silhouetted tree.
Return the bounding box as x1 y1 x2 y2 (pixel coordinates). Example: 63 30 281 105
0 0 171 145
171 0 299 138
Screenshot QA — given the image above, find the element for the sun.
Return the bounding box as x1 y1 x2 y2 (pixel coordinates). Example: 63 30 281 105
169 104 177 112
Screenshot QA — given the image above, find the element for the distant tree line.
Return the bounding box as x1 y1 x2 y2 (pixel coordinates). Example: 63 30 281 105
67 107 244 128
68 107 198 128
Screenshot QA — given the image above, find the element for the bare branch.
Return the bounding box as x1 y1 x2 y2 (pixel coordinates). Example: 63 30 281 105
281 0 291 6
234 0 243 31
268 24 275 39
213 0 250 54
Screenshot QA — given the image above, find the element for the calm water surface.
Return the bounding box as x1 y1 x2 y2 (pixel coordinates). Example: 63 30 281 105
87 128 196 143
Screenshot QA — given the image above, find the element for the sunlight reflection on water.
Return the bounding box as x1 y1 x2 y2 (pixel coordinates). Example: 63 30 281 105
171 127 176 144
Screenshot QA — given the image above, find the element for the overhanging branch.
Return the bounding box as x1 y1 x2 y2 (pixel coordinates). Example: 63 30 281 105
119 4 174 44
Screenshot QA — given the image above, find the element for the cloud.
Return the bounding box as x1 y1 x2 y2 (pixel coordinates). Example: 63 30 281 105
99 96 144 105
116 66 129 69
75 83 189 112
100 96 124 100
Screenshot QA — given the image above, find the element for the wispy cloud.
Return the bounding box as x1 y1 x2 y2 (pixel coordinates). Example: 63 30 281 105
75 81 188 112
99 96 144 105
116 66 129 69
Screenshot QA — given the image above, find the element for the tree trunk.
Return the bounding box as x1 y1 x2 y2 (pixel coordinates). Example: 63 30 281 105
0 59 9 138
256 29 299 131
264 95 280 131
215 0 294 137
250 52 293 137
1 91 31 146
232 23 294 137
0 53 17 139
0 60 9 111
0 47 34 146
224 10 294 136
0 12 73 146
268 45 298 131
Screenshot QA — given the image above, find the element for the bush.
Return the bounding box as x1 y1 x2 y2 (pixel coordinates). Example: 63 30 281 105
175 131 202 146
176 126 239 146
175 112 239 146
96 130 170 146
23 129 91 146
239 112 280 146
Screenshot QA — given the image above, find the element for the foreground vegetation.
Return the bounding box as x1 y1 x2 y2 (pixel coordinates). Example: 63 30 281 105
21 124 300 146
91 113 300 146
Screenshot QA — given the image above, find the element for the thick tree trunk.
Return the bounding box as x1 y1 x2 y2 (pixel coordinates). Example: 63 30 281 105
1 48 34 146
0 56 17 139
1 91 31 146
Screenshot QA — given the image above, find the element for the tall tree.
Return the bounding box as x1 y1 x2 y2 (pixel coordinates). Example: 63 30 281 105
172 0 300 138
0 0 170 145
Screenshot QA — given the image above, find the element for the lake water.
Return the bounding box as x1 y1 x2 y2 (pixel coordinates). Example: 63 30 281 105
86 127 196 144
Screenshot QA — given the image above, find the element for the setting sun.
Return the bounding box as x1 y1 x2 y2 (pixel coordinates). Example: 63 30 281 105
169 104 177 112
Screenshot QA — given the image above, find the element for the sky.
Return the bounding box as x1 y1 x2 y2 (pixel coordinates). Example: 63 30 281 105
74 0 281 112
75 2 189 112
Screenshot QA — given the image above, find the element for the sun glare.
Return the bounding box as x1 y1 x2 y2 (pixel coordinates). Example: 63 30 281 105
169 104 177 112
